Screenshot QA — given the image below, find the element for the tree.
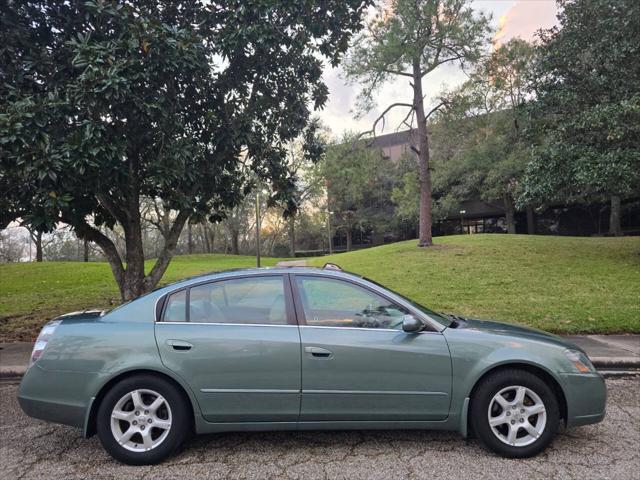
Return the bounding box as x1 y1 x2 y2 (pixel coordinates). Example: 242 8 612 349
345 0 491 246
0 228 26 263
521 0 640 236
0 0 371 300
222 194 253 256
391 153 421 228
281 120 327 257
427 39 536 234
322 134 395 251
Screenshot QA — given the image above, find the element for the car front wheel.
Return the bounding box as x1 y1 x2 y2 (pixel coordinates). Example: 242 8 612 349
471 369 560 458
96 374 191 465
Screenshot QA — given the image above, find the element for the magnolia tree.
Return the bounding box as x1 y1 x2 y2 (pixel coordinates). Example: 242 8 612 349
0 0 371 300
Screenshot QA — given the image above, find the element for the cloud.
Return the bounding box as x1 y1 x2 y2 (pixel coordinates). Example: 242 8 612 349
317 0 559 138
494 0 559 46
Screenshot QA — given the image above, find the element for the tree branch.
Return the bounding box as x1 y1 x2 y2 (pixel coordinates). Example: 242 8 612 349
398 107 416 131
382 68 413 77
356 102 414 145
422 54 464 76
64 215 125 290
424 101 447 122
143 208 191 290
96 193 129 226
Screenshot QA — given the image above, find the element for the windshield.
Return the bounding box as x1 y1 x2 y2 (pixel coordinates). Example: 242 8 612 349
362 276 452 328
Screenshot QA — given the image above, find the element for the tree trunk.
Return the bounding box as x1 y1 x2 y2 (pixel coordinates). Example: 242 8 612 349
35 230 43 262
76 187 189 302
504 194 516 234
288 215 296 257
230 230 240 255
83 239 89 262
526 206 535 235
201 224 211 253
413 59 433 247
346 228 353 252
208 225 216 252
187 221 193 254
122 215 146 301
609 195 622 236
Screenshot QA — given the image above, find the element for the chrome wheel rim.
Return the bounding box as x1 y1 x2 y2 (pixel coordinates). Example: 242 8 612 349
110 389 172 452
487 385 547 447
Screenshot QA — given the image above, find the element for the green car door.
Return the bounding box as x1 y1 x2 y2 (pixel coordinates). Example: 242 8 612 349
292 274 452 422
154 274 301 423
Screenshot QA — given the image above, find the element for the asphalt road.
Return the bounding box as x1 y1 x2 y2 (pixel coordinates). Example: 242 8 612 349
1 378 638 480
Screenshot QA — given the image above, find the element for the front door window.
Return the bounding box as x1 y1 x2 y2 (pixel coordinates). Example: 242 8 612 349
295 276 409 330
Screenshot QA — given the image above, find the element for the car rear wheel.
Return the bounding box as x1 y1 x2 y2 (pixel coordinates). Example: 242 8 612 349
96 374 190 465
470 369 560 458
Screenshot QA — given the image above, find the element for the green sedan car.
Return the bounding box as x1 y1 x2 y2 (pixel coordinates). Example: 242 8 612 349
18 265 606 465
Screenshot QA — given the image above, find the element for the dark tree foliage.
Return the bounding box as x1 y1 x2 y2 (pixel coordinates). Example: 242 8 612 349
522 0 640 235
323 134 396 251
0 0 370 299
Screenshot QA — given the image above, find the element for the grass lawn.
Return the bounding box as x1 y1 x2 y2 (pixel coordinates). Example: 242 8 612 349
1 234 638 341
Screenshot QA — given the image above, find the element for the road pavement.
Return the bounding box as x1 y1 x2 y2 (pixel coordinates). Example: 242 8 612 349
0 377 638 480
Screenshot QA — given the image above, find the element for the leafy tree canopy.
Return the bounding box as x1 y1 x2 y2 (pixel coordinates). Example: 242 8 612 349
417 39 537 232
521 0 640 208
0 0 370 299
323 133 396 250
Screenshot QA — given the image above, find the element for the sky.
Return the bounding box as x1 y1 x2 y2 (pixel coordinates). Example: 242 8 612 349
317 0 559 138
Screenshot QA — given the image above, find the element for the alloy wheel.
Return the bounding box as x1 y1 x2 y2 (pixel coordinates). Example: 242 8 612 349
487 385 547 447
109 388 173 452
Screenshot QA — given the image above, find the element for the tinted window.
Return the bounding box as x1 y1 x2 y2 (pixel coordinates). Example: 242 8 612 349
295 276 409 329
163 290 186 322
189 276 287 325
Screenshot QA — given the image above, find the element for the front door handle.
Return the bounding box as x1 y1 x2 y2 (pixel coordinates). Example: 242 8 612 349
304 346 333 358
166 339 193 351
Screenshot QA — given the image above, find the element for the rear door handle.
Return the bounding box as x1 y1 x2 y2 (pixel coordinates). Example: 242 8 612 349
166 339 193 351
304 346 333 358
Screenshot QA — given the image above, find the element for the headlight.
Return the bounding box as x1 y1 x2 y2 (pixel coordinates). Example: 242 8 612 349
30 320 62 366
564 349 596 373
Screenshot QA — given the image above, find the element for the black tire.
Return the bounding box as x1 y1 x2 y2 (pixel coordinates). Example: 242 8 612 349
96 374 191 465
470 369 560 458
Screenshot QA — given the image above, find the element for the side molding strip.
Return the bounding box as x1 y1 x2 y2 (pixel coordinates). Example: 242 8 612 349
201 388 299 394
304 390 448 396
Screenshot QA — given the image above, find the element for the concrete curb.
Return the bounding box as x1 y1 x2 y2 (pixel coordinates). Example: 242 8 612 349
0 366 27 378
590 357 640 369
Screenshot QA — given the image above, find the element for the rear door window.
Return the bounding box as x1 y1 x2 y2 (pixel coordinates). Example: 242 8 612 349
188 276 287 325
163 290 187 322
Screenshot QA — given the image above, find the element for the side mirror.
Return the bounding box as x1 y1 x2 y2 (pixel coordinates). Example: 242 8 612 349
402 315 424 333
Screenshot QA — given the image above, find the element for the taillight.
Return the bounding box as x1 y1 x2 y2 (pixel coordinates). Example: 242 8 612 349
30 320 62 366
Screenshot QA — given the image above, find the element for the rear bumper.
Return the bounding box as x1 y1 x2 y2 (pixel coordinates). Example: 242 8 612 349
17 364 89 429
560 372 607 428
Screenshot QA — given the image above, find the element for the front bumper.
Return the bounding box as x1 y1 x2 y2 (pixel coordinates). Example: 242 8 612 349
560 371 607 428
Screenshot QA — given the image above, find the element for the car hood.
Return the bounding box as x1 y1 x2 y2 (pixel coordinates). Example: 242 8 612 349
451 317 582 352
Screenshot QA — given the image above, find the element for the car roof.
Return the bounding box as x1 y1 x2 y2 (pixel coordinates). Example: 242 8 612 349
158 266 362 291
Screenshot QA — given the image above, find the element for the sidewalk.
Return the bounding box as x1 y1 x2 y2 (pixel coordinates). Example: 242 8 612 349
564 334 639 369
1 335 638 379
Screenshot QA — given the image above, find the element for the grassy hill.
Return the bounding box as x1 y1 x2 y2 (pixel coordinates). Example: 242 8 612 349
1 234 638 341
